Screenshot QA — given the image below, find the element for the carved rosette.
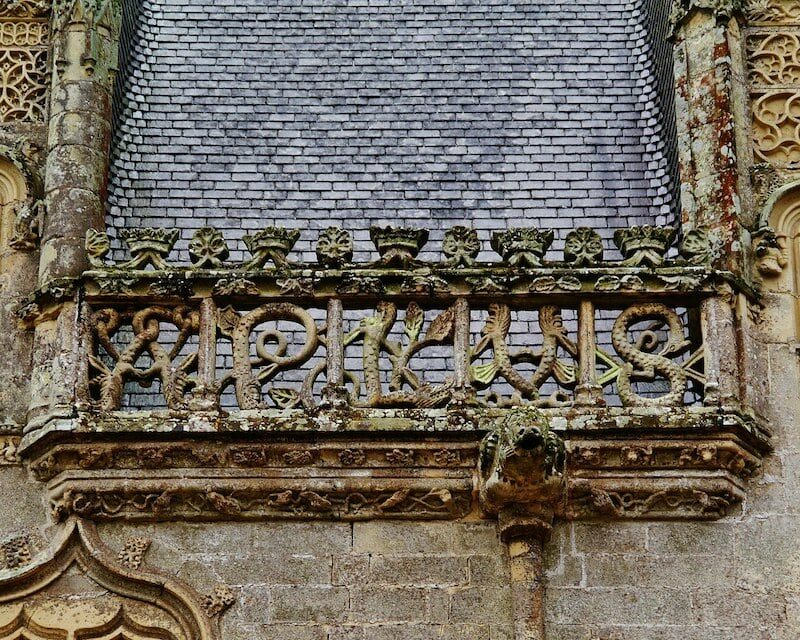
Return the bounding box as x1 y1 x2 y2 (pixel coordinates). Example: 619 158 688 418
316 226 353 267
189 227 229 268
564 227 603 266
442 226 480 267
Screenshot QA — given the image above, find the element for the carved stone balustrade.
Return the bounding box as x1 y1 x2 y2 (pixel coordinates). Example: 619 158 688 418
14 224 771 528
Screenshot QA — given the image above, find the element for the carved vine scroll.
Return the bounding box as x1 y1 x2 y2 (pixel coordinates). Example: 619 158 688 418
217 303 324 410
344 302 456 408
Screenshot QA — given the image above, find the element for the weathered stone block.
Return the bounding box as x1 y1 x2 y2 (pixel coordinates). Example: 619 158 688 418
270 586 349 623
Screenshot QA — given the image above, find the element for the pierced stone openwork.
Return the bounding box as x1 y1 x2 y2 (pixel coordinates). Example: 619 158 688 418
0 13 48 123
746 12 800 168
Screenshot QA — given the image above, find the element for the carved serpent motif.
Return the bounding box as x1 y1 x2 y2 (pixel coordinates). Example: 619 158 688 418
610 303 690 407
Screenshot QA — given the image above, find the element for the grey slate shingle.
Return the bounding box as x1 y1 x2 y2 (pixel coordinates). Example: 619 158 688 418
109 0 677 264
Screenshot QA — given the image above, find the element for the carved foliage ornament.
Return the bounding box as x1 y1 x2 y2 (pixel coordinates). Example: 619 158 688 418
564 227 603 266
316 226 353 267
670 0 746 27
88 306 200 411
751 92 800 166
442 225 480 267
746 0 800 22
613 226 676 267
370 226 428 268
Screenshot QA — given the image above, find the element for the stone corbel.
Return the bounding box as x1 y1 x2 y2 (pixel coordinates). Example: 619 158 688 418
752 226 787 280
477 409 566 640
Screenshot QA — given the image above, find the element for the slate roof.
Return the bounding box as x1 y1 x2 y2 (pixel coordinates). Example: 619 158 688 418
109 0 678 263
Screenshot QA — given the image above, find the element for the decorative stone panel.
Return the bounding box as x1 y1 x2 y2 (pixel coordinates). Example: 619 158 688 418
0 12 48 123
746 6 800 168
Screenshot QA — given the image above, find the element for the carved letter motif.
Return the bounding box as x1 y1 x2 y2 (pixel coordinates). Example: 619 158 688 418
610 303 690 407
471 304 576 406
344 302 455 408
88 306 200 410
218 303 322 410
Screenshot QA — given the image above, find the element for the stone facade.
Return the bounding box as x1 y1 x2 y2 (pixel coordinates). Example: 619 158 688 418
0 1 799 639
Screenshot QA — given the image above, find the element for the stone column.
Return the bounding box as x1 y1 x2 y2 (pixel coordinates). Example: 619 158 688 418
498 507 554 640
26 0 120 430
39 0 119 283
671 0 751 272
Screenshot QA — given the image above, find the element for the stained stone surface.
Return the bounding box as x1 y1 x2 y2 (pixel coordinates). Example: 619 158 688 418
108 0 677 263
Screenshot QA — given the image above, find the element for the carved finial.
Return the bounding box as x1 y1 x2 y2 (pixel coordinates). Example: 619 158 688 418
201 585 236 617
491 228 553 267
442 226 480 267
613 225 676 267
117 536 151 570
241 227 300 269
564 227 603 266
188 227 229 269
369 226 428 268
316 227 353 267
119 228 179 270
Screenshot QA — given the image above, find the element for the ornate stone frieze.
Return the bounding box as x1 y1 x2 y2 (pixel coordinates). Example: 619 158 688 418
50 482 475 522
81 223 686 272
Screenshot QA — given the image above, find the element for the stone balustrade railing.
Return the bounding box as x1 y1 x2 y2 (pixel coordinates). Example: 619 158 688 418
12 223 745 415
